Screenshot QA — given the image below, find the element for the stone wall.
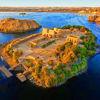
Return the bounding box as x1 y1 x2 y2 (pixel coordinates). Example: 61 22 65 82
11 33 41 47
30 36 45 48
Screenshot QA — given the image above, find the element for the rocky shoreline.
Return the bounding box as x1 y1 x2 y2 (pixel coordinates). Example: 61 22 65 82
88 16 100 24
0 44 98 88
1 46 99 88
30 46 100 88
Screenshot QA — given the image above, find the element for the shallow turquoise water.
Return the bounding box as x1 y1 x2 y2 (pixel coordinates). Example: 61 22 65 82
0 12 100 100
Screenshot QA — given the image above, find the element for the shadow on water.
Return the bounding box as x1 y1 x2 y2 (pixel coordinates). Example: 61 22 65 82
0 12 100 100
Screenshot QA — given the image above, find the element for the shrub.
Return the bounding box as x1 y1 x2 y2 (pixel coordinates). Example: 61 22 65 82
61 25 72 29
48 60 54 65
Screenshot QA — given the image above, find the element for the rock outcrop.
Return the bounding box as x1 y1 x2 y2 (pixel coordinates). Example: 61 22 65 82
0 18 41 33
88 16 100 24
88 16 96 22
95 17 100 23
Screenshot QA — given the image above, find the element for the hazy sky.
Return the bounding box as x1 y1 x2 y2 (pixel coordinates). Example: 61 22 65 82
0 0 100 7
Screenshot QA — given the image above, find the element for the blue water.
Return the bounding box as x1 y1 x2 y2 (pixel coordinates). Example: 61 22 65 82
0 12 100 100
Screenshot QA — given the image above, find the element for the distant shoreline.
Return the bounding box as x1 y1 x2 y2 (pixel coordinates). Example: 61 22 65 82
0 7 100 13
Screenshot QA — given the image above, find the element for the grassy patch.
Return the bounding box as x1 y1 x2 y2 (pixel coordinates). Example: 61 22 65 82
41 40 55 48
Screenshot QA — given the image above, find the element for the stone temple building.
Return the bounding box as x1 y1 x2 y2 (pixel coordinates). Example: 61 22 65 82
66 35 80 46
54 28 61 33
42 28 62 38
42 28 71 38
42 28 55 38
42 28 49 36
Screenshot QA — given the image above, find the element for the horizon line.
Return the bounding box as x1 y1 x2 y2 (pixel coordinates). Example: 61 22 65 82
0 6 100 8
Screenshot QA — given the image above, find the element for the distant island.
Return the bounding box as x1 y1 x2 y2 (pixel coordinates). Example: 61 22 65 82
0 25 98 88
0 18 41 33
19 12 27 15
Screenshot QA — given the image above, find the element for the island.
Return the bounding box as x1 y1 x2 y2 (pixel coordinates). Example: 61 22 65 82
19 12 27 15
0 25 98 88
0 18 41 33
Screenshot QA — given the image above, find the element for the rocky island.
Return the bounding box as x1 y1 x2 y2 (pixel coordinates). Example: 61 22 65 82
88 16 100 24
0 18 41 33
19 12 27 15
0 25 98 88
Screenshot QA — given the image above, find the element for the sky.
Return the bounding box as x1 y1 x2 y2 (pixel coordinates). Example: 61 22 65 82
0 0 100 7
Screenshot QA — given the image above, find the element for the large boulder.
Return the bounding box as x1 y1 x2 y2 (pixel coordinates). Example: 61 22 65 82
0 18 41 33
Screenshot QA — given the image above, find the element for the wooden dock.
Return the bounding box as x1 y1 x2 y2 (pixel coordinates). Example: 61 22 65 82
0 66 12 78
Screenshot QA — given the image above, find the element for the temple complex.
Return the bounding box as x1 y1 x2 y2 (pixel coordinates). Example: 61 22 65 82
1 25 94 87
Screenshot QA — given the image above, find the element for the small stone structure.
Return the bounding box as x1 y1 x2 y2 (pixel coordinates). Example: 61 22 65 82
66 35 80 46
30 36 45 48
30 42 37 48
16 73 26 82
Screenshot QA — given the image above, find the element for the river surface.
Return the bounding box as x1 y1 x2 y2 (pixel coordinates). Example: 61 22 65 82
0 12 100 100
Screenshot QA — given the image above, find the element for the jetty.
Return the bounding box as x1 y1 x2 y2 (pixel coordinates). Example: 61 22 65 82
0 66 27 82
0 66 12 78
